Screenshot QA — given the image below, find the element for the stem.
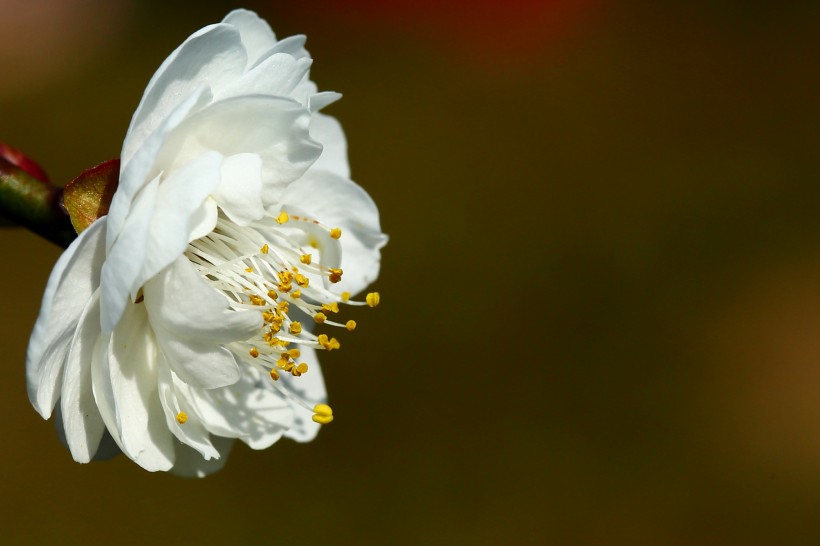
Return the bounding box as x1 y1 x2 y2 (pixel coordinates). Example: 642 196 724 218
0 157 76 248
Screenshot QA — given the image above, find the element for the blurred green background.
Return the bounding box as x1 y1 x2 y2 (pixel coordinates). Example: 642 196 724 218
1 0 819 544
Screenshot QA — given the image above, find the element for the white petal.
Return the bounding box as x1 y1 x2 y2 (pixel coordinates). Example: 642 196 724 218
309 91 342 113
60 290 105 463
212 153 266 226
144 257 261 389
264 34 310 62
281 170 387 295
222 9 277 67
154 95 321 206
188 197 218 241
100 175 159 334
105 302 175 471
214 53 312 103
309 113 350 179
189 367 293 449
121 24 245 167
27 217 107 418
110 87 212 253
156 359 218 459
281 345 327 442
137 151 224 292
170 436 234 478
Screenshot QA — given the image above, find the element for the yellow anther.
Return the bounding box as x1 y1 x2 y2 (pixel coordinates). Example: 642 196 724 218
268 323 281 335
300 254 312 265
249 294 265 306
277 301 289 313
322 302 340 314
260 244 269 254
262 311 275 323
276 357 289 369
328 338 340 351
296 362 309 374
291 289 302 299
289 322 302 335
269 369 280 381
309 240 318 249
287 348 301 359
267 289 279 300
314 312 327 324
328 268 343 284
245 267 254 273
278 282 292 293
312 404 334 424
283 361 295 372
330 227 342 240
366 292 381 308
176 412 188 425
278 270 294 283
346 320 357 331
341 292 351 302
276 211 289 224
294 273 309 287
249 347 260 358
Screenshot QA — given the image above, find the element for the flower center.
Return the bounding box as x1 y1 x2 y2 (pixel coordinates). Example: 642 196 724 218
185 209 379 424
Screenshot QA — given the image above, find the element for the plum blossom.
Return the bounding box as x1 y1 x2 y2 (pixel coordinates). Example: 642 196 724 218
25 9 386 477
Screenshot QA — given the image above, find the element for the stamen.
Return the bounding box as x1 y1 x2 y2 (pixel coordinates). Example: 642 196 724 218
186 211 381 430
329 268 343 284
176 412 188 425
312 404 334 424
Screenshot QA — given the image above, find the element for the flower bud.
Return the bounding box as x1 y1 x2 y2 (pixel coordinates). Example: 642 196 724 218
0 142 49 183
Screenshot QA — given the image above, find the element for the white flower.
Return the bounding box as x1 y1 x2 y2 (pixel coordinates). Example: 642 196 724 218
25 9 386 477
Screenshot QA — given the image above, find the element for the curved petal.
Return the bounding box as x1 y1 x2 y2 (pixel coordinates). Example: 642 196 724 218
154 95 321 205
101 175 159 334
257 34 311 65
60 290 105 462
188 367 293 449
214 53 312 103
281 345 327 442
308 113 350 179
281 170 387 295
143 257 261 389
222 9 277 67
104 302 175 471
110 87 212 252
122 24 245 166
27 217 107 418
309 91 342 113
137 151 224 291
212 153 265 226
157 358 219 459
188 197 218 241
170 436 234 478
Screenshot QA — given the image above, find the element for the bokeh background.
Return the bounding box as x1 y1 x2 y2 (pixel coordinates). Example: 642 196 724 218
1 0 819 544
